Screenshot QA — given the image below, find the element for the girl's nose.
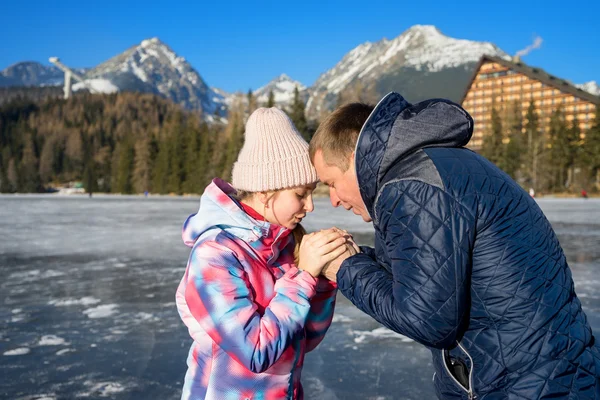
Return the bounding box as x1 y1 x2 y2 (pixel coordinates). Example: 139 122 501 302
305 195 314 213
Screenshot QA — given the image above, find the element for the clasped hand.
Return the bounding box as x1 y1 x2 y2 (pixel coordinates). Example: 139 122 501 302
297 227 360 282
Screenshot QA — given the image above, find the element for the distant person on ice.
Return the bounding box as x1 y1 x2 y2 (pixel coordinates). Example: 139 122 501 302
309 92 600 399
176 107 356 399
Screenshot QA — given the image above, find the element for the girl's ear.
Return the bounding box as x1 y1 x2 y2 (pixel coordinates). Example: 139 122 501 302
257 192 270 208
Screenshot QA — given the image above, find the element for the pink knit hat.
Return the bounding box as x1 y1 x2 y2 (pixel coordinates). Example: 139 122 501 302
232 107 318 192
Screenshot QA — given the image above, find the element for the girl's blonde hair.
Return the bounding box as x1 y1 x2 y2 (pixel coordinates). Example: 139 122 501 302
234 189 306 265
291 223 307 265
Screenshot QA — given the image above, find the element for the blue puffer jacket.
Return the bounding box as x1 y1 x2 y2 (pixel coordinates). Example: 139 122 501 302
337 92 600 399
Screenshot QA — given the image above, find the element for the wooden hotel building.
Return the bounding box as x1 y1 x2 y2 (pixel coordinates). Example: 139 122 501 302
461 55 600 150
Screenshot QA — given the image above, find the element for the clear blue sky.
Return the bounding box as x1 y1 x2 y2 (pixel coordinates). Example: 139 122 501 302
1 0 598 93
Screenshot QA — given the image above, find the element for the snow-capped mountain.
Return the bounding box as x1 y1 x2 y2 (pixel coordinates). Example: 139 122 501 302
3 25 596 123
306 25 509 119
0 62 68 87
0 40 227 119
253 74 307 107
577 81 600 97
85 37 227 117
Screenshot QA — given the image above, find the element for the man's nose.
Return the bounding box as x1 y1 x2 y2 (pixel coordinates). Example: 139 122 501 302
329 189 341 208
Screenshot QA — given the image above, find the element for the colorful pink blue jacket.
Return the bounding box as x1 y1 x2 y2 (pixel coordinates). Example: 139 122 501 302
176 179 337 400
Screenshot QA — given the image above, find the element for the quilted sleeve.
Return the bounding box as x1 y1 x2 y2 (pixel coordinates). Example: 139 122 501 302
337 180 475 348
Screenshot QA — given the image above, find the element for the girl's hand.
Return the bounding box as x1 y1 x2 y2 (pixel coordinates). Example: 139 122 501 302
297 228 347 278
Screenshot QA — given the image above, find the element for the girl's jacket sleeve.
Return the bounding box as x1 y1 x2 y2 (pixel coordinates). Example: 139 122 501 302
181 239 318 373
304 277 337 352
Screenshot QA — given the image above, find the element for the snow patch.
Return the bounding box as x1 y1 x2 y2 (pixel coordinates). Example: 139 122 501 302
133 312 160 323
332 314 353 323
72 79 119 94
77 381 127 397
49 297 101 307
9 269 40 279
56 348 73 356
352 327 414 344
38 335 69 346
83 304 118 319
4 347 30 356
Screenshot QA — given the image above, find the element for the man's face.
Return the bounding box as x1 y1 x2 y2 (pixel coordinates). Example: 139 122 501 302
313 150 372 222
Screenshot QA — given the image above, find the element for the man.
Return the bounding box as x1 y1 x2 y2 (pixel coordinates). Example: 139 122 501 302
310 92 600 399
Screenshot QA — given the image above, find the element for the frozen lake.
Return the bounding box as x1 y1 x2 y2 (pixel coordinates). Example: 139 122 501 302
1 195 599 399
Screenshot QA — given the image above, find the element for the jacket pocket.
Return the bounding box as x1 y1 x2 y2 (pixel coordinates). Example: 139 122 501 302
441 341 477 399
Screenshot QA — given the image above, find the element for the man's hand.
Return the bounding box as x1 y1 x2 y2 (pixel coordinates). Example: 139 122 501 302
321 237 360 282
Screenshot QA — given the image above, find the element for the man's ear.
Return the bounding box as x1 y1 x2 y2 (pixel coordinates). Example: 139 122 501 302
349 152 356 172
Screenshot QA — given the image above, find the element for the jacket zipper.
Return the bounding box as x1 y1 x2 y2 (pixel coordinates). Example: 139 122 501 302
266 229 287 265
441 342 477 399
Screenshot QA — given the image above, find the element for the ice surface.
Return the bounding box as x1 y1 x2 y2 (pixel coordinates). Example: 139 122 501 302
0 196 598 399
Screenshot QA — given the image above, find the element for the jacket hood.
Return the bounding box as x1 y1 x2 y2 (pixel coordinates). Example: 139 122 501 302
182 178 288 250
355 92 473 217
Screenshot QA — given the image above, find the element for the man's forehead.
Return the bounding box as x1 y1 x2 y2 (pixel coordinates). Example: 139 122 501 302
314 155 334 180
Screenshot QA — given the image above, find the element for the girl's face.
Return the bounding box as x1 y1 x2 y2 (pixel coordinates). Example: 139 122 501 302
264 184 317 229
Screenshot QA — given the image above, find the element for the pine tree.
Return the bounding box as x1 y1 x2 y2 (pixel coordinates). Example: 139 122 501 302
152 136 170 194
96 145 112 193
582 105 600 191
221 99 245 182
19 133 41 192
65 129 83 178
503 102 525 180
82 134 97 195
115 139 135 194
565 118 582 189
182 120 203 194
39 137 56 183
481 107 504 166
547 108 572 192
167 112 185 194
201 122 215 188
247 89 257 114
267 90 275 108
524 102 542 191
289 86 309 140
132 138 152 194
7 158 18 193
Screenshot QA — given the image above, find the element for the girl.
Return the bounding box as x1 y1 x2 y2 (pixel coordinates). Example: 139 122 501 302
176 107 351 399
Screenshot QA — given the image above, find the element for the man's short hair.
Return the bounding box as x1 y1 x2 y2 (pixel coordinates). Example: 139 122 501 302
309 102 374 171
